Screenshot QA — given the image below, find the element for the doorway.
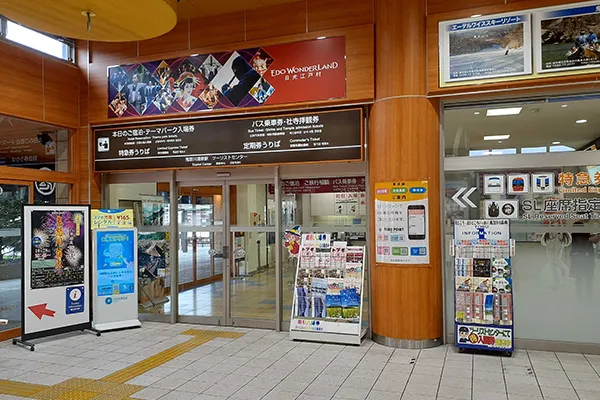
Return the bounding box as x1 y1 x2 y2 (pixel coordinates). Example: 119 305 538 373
176 180 277 329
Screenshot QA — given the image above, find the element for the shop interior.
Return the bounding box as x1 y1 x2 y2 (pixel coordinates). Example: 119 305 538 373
443 94 600 347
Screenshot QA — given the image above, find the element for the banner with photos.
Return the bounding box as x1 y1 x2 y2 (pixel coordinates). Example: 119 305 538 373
108 37 346 118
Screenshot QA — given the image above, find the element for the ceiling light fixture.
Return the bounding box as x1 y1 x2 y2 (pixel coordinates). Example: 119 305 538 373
471 14 482 17
552 141 561 145
474 111 480 115
576 119 588 124
486 107 522 117
561 104 568 108
484 135 510 141
317 36 327 40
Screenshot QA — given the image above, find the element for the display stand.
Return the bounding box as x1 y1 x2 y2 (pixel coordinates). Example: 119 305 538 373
451 220 515 355
290 233 367 345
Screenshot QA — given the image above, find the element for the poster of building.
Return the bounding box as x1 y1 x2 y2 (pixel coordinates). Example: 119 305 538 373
440 13 532 83
30 210 86 290
535 2 600 73
138 232 169 310
141 195 165 226
374 181 429 264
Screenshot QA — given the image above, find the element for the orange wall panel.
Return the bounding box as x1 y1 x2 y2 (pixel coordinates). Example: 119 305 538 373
190 12 245 49
307 0 373 31
139 20 190 57
43 58 79 128
246 1 307 41
89 41 137 64
0 41 44 122
427 0 503 15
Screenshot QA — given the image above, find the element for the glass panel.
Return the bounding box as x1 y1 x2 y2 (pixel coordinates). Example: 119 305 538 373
280 178 368 322
177 185 224 318
6 21 71 61
232 183 275 227
230 230 276 320
444 166 600 343
0 184 29 333
444 97 600 157
106 182 171 316
34 182 70 204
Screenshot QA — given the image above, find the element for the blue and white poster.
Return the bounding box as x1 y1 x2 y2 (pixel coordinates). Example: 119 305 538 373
92 228 140 331
534 2 600 73
66 286 85 315
439 13 532 83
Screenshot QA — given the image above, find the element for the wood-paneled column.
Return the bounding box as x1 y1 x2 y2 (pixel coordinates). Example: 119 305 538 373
369 0 443 347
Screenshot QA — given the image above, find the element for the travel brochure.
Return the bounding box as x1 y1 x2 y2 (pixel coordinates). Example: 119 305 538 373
439 1 600 85
293 238 365 323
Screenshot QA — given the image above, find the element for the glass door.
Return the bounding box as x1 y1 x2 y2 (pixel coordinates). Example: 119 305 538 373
177 184 227 325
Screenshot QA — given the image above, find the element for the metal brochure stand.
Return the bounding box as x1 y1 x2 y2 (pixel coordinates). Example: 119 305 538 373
451 219 515 355
289 233 367 345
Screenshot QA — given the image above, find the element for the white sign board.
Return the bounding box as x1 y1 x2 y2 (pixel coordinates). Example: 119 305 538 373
22 205 91 340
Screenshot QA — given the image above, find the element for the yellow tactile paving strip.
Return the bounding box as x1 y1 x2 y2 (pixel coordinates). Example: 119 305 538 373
0 329 245 399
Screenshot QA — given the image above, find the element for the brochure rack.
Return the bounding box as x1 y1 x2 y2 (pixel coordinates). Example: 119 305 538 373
290 234 367 345
451 220 515 355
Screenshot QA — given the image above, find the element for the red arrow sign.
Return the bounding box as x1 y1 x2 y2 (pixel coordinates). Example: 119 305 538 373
28 304 56 320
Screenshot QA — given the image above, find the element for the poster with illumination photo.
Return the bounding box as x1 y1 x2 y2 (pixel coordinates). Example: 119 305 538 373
439 13 532 84
534 2 600 73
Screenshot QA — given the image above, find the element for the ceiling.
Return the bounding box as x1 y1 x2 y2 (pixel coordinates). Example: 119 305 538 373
444 97 600 157
177 0 300 20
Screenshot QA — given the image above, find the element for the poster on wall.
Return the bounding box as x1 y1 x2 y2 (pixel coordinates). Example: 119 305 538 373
141 195 166 226
94 108 363 171
374 181 429 264
91 209 134 229
290 237 366 345
534 2 600 73
138 232 169 312
93 228 140 331
439 13 532 83
108 37 346 118
17 205 94 347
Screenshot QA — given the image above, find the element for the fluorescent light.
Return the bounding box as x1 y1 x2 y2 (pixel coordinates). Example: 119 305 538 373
552 141 561 145
484 135 510 141
317 36 326 40
576 119 587 124
486 107 522 116
474 111 480 115
471 14 482 17
561 104 568 108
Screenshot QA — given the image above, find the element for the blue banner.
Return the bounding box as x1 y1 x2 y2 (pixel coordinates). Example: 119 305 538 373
96 230 135 297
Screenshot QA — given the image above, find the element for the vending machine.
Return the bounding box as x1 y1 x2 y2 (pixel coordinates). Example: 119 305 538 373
451 219 515 355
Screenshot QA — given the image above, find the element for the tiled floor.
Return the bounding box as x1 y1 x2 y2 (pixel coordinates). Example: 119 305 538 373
1 322 600 400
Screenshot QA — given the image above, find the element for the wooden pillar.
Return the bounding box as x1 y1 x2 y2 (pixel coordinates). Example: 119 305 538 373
369 0 443 347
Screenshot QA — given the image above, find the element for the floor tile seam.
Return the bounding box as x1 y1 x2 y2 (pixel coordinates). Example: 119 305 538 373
524 350 544 399
553 350 582 400
434 345 449 399
471 351 474 400
329 342 385 399
396 348 419 400
582 354 600 380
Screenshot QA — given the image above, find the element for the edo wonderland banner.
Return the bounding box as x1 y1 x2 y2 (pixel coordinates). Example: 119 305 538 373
107 37 346 118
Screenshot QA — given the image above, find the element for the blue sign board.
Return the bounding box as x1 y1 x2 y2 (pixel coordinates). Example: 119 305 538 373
95 230 135 297
66 286 85 315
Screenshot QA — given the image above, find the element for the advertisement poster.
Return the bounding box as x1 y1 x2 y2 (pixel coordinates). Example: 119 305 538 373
374 181 429 264
91 209 134 229
535 2 600 73
138 232 169 310
456 324 512 350
440 13 532 83
108 37 345 118
141 196 165 226
95 109 363 171
95 230 136 297
30 210 86 290
22 205 90 339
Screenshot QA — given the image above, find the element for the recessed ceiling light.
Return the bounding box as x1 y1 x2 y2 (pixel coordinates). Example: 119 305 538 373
317 36 326 40
471 14 482 17
474 111 480 115
561 104 568 108
552 141 561 145
486 107 522 117
576 119 587 124
498 141 503 144
484 135 510 141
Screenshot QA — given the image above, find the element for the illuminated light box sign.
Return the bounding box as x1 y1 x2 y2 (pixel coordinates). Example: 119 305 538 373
269 177 366 195
92 228 140 332
108 37 346 118
91 209 134 229
94 108 363 172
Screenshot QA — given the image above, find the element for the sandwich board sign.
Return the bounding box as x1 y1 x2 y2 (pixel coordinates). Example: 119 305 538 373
14 205 99 351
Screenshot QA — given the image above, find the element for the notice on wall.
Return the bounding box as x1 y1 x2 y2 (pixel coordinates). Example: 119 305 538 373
94 109 363 171
534 3 600 74
374 181 429 264
91 209 134 229
22 205 91 340
439 13 532 84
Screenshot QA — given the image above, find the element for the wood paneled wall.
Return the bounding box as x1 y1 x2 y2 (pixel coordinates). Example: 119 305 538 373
83 0 374 125
0 39 79 129
427 0 600 96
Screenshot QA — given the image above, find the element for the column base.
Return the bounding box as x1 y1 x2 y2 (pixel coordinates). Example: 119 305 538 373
373 333 442 349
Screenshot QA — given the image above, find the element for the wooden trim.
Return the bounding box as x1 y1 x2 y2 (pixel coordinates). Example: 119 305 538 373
179 274 222 292
0 328 20 342
427 0 600 96
0 166 76 185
